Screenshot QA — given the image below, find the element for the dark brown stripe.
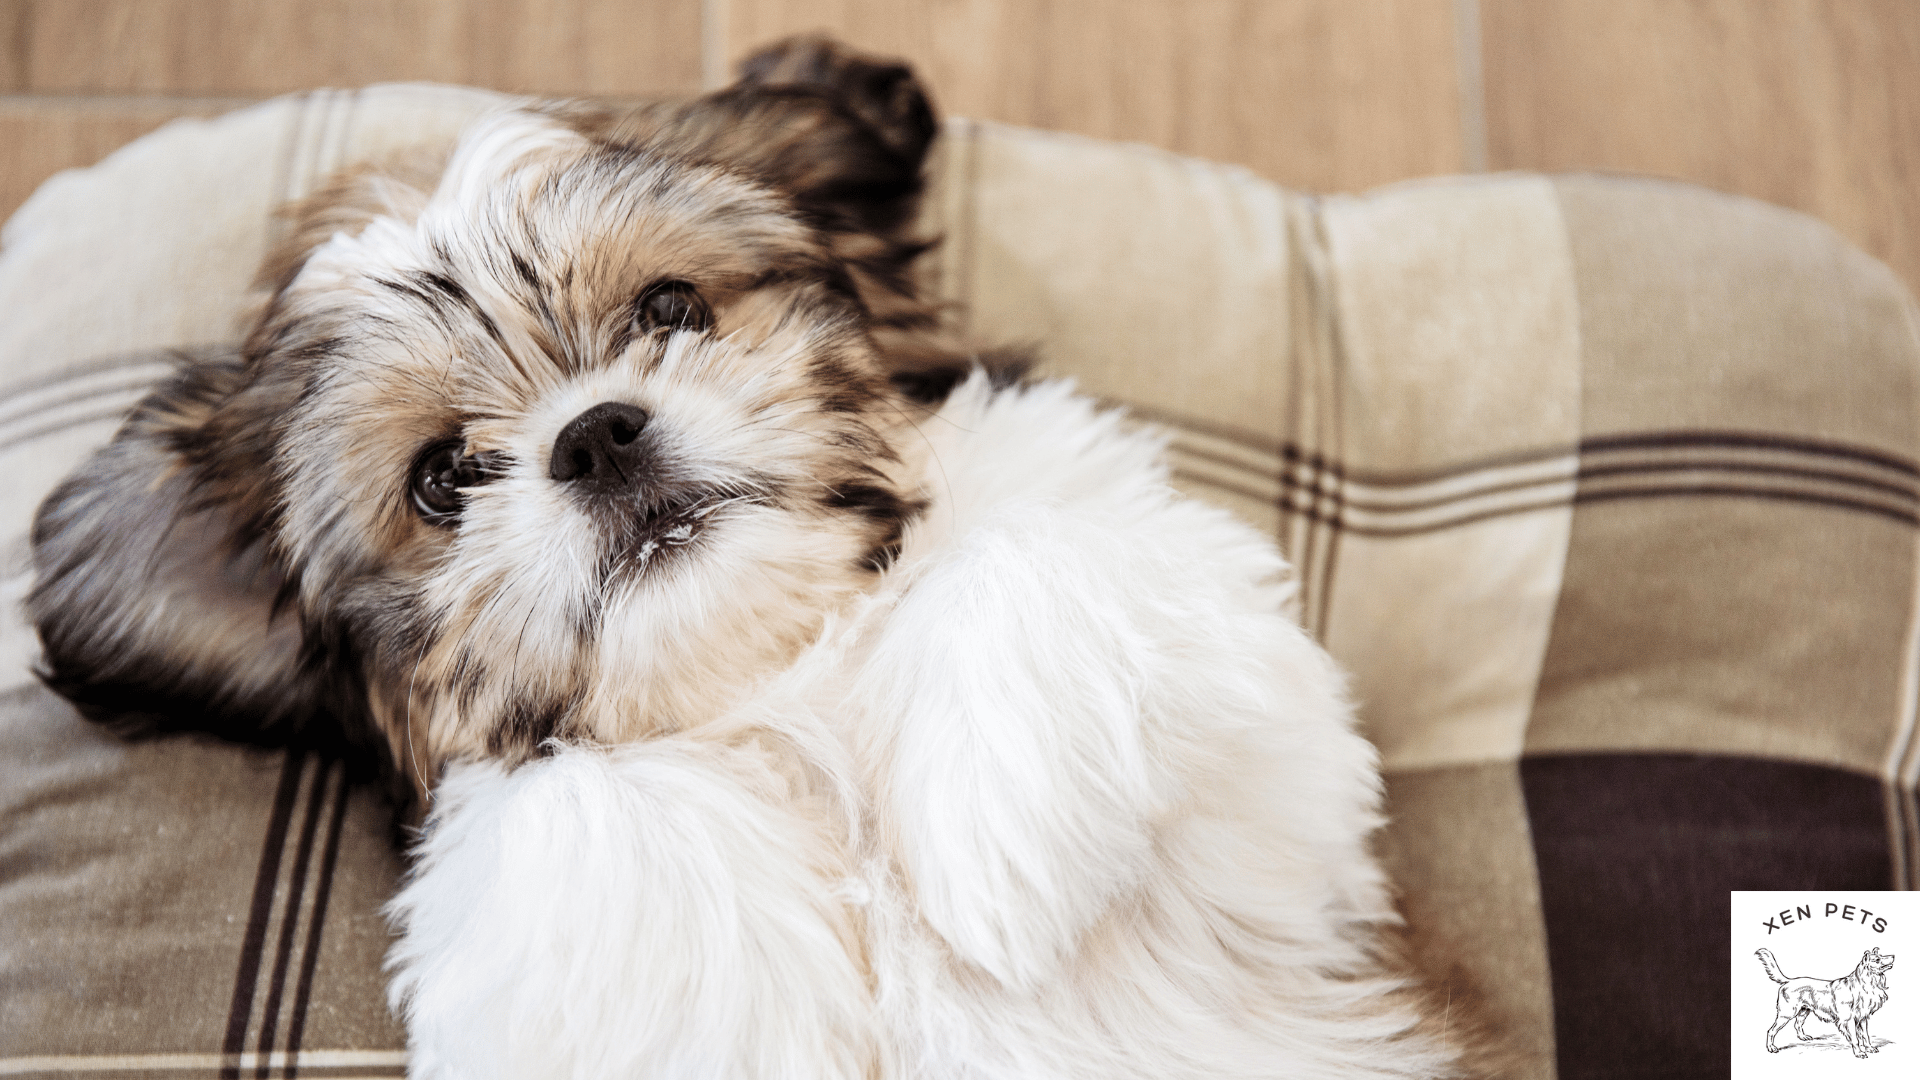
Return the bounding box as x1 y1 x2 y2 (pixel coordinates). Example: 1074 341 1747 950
255 758 333 1078
1579 458 1916 504
1573 483 1918 528
1144 404 1918 491
222 751 308 1080
1184 461 1918 536
1583 429 1920 479
286 762 354 1079
1187 444 1912 513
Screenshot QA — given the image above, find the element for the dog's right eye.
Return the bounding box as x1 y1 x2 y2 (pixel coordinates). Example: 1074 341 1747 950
633 280 712 335
410 441 485 523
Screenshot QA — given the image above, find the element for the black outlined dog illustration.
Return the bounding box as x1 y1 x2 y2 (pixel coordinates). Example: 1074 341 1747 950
1757 947 1896 1057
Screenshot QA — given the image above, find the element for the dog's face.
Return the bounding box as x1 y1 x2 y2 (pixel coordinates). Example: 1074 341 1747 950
30 38 980 796
1864 948 1896 975
269 109 925 775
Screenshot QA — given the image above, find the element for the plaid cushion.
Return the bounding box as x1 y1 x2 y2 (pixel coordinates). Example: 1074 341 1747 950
937 123 1920 1079
4 91 1917 1079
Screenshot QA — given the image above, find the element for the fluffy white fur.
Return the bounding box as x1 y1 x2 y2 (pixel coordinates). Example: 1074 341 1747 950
387 376 1451 1079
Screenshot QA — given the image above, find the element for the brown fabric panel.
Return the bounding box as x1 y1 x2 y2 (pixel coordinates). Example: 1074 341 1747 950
1552 173 1920 451
1521 753 1892 1080
1376 761 1557 1080
1527 495 1913 770
0 686 405 1061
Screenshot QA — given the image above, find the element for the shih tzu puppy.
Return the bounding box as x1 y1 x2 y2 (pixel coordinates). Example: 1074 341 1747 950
30 38 1463 1080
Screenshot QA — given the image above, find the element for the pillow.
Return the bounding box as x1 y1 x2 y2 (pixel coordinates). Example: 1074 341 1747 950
4 85 1917 1079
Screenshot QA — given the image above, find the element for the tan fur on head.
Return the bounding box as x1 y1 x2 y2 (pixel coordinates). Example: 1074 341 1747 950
30 37 1010 801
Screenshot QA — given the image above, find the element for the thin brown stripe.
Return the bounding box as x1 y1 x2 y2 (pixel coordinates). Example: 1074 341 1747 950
222 752 308 1080
0 348 189 400
255 758 333 1078
1580 459 1915 503
957 120 980 338
1315 196 1351 642
1884 782 1911 890
1180 474 1917 539
286 762 354 1079
262 91 309 253
0 404 143 454
1582 429 1920 479
1571 483 1917 528
1135 411 1919 492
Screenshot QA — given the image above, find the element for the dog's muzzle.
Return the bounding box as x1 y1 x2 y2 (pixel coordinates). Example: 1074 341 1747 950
553 400 732 564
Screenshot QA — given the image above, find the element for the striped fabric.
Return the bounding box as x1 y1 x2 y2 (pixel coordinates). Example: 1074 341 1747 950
3 90 1917 1080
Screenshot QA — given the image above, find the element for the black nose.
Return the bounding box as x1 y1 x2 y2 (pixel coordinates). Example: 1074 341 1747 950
550 402 652 487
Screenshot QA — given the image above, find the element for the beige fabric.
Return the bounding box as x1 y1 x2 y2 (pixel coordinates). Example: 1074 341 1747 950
0 686 409 1071
1315 176 1580 771
1376 763 1556 1078
3 84 1919 1079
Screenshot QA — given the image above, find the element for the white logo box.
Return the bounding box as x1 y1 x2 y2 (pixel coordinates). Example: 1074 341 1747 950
1732 891 1915 1075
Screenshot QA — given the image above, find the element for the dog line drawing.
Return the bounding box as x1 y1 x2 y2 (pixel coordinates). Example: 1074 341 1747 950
1756 946 1895 1057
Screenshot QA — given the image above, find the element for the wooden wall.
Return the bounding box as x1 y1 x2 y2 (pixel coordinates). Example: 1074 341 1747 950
2 1 1916 292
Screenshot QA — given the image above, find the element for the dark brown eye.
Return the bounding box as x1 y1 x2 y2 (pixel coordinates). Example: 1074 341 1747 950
410 441 489 523
633 280 712 334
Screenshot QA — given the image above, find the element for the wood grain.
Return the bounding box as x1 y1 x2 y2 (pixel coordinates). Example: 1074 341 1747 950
0 97 233 221
728 0 1467 193
0 0 703 96
1482 0 1920 292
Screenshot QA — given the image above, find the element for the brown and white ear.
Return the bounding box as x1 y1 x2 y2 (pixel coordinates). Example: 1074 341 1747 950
729 36 1034 399
566 33 935 240
727 33 939 235
28 349 366 751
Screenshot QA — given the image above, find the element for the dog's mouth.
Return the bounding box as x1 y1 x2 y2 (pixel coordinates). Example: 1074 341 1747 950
602 484 763 582
635 489 724 548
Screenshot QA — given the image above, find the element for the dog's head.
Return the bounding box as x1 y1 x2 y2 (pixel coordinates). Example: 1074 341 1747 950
1862 948 1896 976
30 38 995 797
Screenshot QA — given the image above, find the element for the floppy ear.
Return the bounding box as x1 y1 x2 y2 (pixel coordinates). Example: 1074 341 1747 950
579 33 937 241
28 348 368 752
565 36 1030 400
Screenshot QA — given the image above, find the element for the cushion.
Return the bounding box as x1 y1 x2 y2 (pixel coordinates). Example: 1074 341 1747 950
4 84 1918 1080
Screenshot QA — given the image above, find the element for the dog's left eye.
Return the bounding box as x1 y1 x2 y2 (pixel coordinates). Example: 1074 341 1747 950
633 280 712 334
410 441 489 523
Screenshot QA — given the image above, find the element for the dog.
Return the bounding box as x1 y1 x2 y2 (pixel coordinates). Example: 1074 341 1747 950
29 37 1462 1080
1757 947 1895 1056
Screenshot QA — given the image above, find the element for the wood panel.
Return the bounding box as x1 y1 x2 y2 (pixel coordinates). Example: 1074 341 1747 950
0 97 231 222
1482 0 1920 292
728 0 1467 193
0 0 703 96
